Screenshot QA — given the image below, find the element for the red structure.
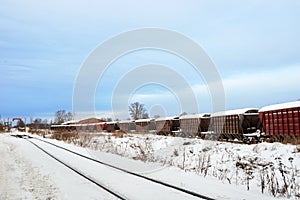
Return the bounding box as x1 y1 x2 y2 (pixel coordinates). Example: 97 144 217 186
259 101 300 141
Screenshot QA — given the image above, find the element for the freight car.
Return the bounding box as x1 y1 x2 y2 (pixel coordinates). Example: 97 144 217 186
177 114 211 137
209 108 261 141
106 121 119 132
49 101 300 144
95 122 107 132
135 118 156 133
118 120 136 133
259 101 300 144
155 116 180 135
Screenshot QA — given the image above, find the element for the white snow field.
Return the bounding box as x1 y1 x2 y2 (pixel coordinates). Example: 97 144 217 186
0 134 119 200
1 132 299 199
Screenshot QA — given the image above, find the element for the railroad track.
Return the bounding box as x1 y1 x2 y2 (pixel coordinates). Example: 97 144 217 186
17 134 215 200
25 138 126 200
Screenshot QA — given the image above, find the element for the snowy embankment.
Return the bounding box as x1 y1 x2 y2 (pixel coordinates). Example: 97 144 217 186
68 133 300 199
2 131 299 199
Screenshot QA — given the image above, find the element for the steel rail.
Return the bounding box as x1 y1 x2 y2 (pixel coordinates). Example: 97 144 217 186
29 136 215 200
25 138 127 200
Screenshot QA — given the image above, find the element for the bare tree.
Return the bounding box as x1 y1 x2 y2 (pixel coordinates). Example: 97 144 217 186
54 110 74 124
180 112 188 116
43 119 48 129
153 114 160 119
65 112 73 121
55 110 66 124
106 118 112 122
34 118 42 129
129 102 149 120
17 120 25 128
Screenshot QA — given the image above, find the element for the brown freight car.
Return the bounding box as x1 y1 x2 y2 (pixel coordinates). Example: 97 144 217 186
51 120 78 132
259 101 300 144
95 122 107 132
178 114 211 137
118 120 136 133
210 108 260 140
155 116 180 135
135 118 156 133
106 121 119 132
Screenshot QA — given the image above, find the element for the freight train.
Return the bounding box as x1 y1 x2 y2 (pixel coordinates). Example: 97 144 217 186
51 101 300 144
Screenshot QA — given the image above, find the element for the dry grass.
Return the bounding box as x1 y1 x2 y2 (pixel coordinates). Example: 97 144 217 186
112 131 125 138
51 131 79 141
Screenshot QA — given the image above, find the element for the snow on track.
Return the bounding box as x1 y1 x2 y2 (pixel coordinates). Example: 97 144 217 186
0 134 58 199
3 132 296 199
0 134 120 199
29 136 214 199
26 137 205 200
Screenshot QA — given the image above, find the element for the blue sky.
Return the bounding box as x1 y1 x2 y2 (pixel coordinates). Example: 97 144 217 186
0 0 299 121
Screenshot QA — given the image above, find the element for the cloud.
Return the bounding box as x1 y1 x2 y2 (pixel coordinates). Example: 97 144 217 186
222 64 300 108
0 0 198 27
105 63 300 119
1 0 299 118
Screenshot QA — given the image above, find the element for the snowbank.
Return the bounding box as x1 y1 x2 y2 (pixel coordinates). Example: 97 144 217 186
70 133 300 199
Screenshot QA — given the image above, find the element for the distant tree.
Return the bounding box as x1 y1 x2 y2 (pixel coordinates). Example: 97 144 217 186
55 110 66 124
17 120 25 128
65 112 73 121
106 118 112 122
34 118 42 129
153 114 160 119
142 113 149 119
129 102 149 120
43 119 48 124
180 112 188 116
34 118 42 124
42 119 48 129
54 110 74 124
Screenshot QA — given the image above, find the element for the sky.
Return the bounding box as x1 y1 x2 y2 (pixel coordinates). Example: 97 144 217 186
0 0 299 121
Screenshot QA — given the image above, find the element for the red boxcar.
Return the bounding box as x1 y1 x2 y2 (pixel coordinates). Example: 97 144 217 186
259 101 300 140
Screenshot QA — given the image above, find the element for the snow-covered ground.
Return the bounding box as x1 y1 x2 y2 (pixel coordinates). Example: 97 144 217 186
0 134 119 199
0 134 58 199
72 133 300 199
1 131 299 199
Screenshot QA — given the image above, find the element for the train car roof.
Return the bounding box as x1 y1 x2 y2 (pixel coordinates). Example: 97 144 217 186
118 120 135 124
106 121 119 124
179 113 210 119
61 120 78 125
155 116 179 121
135 118 155 123
259 101 300 112
211 108 259 117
